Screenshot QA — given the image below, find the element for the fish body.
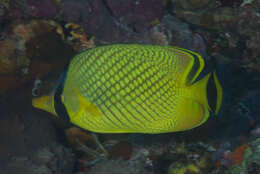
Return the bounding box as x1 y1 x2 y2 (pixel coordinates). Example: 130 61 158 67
33 44 222 134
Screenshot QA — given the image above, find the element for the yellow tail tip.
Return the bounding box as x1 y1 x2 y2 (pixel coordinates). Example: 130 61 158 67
32 96 49 109
213 71 223 115
32 95 57 116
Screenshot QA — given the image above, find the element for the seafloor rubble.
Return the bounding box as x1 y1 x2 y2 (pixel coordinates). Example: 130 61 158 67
0 0 260 174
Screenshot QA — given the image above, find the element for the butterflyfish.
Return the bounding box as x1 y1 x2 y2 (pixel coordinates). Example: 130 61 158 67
32 44 222 133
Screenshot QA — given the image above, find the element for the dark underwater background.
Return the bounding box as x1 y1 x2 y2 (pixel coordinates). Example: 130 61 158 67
0 0 259 174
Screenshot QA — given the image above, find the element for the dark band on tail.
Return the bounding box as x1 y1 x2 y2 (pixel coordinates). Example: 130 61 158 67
207 73 217 113
176 48 201 85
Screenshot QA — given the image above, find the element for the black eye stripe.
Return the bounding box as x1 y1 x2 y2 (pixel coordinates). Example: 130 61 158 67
54 64 70 122
54 83 70 122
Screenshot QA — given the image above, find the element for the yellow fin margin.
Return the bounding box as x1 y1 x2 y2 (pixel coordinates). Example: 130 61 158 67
173 47 205 85
32 94 57 116
166 46 205 86
213 71 223 115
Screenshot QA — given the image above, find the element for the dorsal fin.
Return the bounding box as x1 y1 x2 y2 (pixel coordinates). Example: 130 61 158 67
167 47 205 86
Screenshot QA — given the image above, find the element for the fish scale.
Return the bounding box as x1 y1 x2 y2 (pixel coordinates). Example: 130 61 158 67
69 46 177 130
69 46 179 131
88 49 132 100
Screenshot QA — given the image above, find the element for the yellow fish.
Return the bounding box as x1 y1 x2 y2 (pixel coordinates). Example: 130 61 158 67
33 44 222 134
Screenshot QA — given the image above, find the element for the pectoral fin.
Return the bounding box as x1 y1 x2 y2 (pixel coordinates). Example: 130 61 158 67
64 88 100 119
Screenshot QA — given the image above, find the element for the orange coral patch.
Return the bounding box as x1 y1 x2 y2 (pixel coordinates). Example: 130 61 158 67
226 144 249 165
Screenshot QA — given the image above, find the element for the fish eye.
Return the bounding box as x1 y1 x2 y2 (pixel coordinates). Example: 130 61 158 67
207 73 218 114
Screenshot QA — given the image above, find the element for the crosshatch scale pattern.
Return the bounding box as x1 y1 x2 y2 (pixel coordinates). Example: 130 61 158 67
63 44 191 133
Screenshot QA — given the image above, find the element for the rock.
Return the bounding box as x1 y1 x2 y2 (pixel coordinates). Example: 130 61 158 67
218 0 243 7
0 92 75 174
65 127 94 149
228 138 260 174
237 0 260 72
236 0 260 37
26 0 59 18
170 0 237 31
59 0 92 23
225 138 260 174
228 165 246 174
148 15 208 58
0 38 27 75
4 144 75 174
0 75 20 94
0 19 75 94
152 15 193 48
171 0 213 10
88 159 150 174
0 0 8 17
59 0 166 42
211 7 236 30
59 0 137 42
148 24 172 45
108 141 133 160
246 138 260 174
105 0 165 32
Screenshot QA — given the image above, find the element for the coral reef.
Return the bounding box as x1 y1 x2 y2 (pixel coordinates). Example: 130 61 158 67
148 15 208 58
0 1 260 174
59 0 165 42
170 0 236 30
225 144 249 166
59 0 137 42
0 38 27 75
0 19 75 94
104 0 164 32
169 0 260 73
5 143 75 174
64 23 96 51
26 0 59 18
228 138 260 174
0 93 76 174
108 141 133 160
74 135 260 174
0 0 9 17
168 157 208 174
59 0 92 23
87 159 151 174
237 0 260 72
